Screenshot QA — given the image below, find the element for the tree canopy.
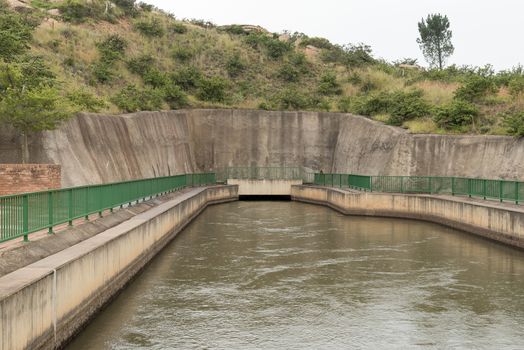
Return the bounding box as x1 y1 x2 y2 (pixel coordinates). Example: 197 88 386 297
417 14 454 70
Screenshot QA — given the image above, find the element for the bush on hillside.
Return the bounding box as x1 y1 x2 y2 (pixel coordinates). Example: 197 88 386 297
91 62 116 84
299 37 334 49
454 75 497 102
113 0 138 17
278 63 301 82
502 111 524 136
127 55 155 75
278 88 311 110
96 35 127 63
433 100 478 130
142 68 167 88
111 85 164 112
171 66 202 91
163 84 189 109
226 54 246 78
350 90 430 125
0 5 34 61
171 45 194 62
66 89 107 112
134 18 165 37
318 71 342 95
508 77 524 97
244 33 291 60
170 23 188 34
196 76 228 102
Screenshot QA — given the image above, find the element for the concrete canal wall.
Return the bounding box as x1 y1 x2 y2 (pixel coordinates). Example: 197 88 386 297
0 185 238 350
291 185 524 249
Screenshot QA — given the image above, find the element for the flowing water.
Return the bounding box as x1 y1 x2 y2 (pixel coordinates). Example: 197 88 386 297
67 201 524 349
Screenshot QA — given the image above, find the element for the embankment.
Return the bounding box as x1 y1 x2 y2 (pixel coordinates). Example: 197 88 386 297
291 185 524 249
1 109 524 187
0 185 238 350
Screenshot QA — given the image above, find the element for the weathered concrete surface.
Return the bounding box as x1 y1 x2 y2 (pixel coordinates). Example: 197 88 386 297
291 185 524 249
227 179 303 195
0 189 197 278
1 109 524 187
0 185 238 350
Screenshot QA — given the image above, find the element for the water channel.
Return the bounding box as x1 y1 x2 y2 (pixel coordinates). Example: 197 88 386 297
67 201 524 349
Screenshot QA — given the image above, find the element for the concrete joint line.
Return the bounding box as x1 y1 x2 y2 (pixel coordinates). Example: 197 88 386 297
52 268 57 347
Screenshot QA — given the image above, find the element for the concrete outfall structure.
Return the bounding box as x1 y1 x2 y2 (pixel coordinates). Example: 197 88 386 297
1 109 524 187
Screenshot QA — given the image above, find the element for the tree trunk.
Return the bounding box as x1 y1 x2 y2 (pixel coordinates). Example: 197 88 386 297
21 132 29 164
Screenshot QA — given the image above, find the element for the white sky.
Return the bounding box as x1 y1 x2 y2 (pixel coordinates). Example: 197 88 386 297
144 0 523 71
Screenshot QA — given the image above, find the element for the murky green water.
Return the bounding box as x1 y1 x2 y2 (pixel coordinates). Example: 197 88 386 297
67 201 524 349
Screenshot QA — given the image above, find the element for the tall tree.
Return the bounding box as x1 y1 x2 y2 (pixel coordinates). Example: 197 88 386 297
417 14 454 70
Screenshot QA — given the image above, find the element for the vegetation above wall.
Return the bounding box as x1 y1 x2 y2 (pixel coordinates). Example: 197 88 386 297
1 0 523 137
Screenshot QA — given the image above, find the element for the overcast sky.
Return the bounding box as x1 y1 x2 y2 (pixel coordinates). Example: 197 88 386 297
144 0 523 71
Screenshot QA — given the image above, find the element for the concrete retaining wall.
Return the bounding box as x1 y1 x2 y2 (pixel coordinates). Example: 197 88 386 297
0 185 238 350
227 179 302 195
291 185 524 249
2 110 524 187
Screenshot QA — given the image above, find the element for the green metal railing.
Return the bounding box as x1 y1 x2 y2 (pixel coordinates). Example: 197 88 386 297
314 173 523 204
0 173 216 243
217 167 314 183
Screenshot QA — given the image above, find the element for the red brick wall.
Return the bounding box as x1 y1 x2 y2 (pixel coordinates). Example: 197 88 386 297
0 164 61 196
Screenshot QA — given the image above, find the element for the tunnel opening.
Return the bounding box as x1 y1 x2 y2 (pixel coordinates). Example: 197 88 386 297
239 195 291 201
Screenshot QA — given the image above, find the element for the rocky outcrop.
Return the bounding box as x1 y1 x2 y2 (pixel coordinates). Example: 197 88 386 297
1 109 523 187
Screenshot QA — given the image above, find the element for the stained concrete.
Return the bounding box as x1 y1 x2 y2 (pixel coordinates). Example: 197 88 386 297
1 109 523 187
227 179 303 195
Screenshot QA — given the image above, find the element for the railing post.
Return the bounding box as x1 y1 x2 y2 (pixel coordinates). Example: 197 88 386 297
428 177 432 194
68 189 73 226
516 182 519 205
499 180 503 203
400 177 404 193
23 194 29 242
369 176 373 192
48 191 54 234
483 179 487 200
451 177 455 196
468 179 472 198
85 186 90 221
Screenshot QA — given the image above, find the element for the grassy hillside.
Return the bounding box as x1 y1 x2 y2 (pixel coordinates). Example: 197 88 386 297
3 0 524 136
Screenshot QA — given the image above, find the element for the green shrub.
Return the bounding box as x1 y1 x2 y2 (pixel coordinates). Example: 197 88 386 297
113 0 138 16
96 35 127 63
321 43 375 67
226 54 245 78
318 71 342 95
171 45 194 62
197 76 228 102
127 55 155 75
350 90 430 125
299 37 334 49
91 62 115 84
387 90 430 125
138 2 154 12
66 89 107 112
163 84 189 109
278 63 300 82
278 88 311 110
170 23 188 34
221 25 248 35
142 68 167 88
434 100 478 130
111 85 164 112
508 77 524 97
244 34 291 60
134 18 165 37
0 6 33 61
59 0 101 23
454 75 497 102
171 66 202 91
502 111 524 136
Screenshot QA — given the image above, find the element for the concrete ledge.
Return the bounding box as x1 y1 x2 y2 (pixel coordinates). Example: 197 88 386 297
291 185 524 249
227 179 303 195
0 185 238 350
